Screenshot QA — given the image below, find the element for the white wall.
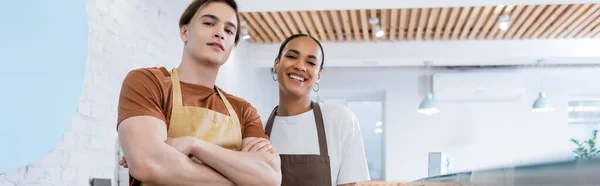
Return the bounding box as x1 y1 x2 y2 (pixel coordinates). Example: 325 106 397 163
246 39 600 67
0 0 187 185
0 1 276 185
313 66 600 182
217 44 279 121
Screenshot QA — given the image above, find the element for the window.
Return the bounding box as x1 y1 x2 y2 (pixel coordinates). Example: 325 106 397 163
568 100 600 159
315 93 386 180
346 101 385 180
568 100 600 125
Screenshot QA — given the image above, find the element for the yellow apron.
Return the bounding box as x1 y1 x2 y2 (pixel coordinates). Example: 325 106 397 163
139 68 242 186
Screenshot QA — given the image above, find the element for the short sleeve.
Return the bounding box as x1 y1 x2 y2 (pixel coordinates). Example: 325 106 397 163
337 108 371 184
116 69 166 130
239 102 269 139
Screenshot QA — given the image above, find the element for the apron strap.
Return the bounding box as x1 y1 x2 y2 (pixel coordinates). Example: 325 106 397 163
265 106 278 137
170 68 239 124
312 102 328 156
215 87 240 125
170 68 183 107
265 102 328 156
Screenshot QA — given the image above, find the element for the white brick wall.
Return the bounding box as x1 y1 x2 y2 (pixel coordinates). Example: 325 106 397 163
0 0 190 185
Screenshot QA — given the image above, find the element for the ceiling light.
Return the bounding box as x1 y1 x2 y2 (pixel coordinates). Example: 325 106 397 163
498 14 510 31
499 22 509 31
375 128 383 133
418 93 440 115
375 26 384 38
532 59 552 112
532 92 553 112
369 17 385 38
241 20 251 40
419 61 439 116
242 29 251 40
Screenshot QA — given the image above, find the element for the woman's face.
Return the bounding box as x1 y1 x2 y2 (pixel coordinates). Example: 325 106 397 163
274 36 323 98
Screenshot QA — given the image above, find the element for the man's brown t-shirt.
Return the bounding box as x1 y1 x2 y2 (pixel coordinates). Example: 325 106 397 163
116 67 268 139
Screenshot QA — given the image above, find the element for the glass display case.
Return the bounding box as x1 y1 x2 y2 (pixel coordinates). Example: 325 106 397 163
404 158 600 186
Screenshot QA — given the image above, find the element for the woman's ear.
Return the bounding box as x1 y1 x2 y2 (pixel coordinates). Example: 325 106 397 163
317 70 322 81
273 57 280 73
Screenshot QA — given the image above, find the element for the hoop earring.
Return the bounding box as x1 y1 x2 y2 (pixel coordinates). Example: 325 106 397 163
272 73 278 81
313 83 320 92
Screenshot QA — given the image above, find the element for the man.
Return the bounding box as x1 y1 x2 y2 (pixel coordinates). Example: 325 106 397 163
116 0 281 185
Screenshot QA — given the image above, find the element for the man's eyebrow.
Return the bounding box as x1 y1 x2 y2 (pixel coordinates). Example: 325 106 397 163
200 14 237 29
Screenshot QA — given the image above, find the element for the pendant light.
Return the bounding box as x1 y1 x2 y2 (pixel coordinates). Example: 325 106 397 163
532 59 553 112
418 61 439 115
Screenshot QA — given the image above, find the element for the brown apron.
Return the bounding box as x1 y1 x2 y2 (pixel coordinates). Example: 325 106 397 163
265 102 333 186
133 68 243 186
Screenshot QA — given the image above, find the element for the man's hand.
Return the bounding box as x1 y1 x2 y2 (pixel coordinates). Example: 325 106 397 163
166 136 197 155
241 137 274 152
119 157 129 168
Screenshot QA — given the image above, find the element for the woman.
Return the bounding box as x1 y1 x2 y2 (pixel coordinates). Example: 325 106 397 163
263 34 370 185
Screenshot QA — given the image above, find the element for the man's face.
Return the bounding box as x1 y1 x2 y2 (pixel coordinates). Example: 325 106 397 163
180 2 238 66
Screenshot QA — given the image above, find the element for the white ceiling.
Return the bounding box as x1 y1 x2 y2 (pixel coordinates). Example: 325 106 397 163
242 38 600 67
237 0 596 12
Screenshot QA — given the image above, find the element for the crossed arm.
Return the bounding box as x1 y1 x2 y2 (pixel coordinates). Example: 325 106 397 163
118 116 281 186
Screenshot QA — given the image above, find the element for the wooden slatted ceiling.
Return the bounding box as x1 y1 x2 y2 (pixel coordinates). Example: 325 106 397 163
239 3 600 43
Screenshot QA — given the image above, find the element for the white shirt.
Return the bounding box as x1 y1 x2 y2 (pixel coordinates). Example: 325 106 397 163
269 103 371 186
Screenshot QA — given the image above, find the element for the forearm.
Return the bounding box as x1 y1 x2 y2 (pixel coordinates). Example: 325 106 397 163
131 144 235 186
190 140 282 186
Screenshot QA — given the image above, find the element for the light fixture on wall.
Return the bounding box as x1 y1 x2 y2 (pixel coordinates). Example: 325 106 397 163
418 61 439 115
498 14 510 31
532 59 553 112
369 17 385 38
532 92 553 112
241 20 251 40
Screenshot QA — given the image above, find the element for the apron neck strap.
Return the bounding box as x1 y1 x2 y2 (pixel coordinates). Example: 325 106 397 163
265 102 328 156
170 68 183 106
170 68 239 123
312 102 328 156
215 87 239 124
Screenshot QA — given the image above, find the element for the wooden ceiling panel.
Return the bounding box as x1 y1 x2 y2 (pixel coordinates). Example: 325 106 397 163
350 10 361 42
434 7 449 40
562 4 600 38
468 6 493 40
239 3 600 43
399 9 408 41
389 9 398 40
380 9 390 41
425 8 440 40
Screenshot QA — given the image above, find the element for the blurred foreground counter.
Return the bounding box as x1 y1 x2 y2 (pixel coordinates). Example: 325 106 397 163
402 158 600 186
358 158 600 186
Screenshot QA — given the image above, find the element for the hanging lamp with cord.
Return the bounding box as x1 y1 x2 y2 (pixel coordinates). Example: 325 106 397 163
532 59 553 112
418 61 439 115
